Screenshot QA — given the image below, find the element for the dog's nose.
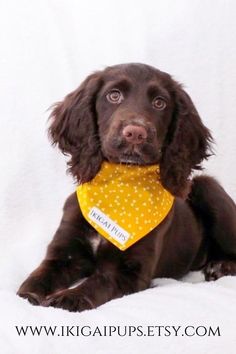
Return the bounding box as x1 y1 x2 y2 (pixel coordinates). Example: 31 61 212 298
122 125 147 144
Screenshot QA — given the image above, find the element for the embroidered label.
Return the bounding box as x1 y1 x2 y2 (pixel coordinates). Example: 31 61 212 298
88 207 130 245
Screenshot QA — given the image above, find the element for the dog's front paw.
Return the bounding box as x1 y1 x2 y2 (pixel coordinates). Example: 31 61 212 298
17 277 49 305
17 290 43 306
42 289 95 312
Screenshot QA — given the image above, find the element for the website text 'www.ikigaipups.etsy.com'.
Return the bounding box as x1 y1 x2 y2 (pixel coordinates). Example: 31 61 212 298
15 325 221 337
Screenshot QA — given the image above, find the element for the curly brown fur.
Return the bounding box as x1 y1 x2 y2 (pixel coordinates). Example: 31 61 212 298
48 72 104 183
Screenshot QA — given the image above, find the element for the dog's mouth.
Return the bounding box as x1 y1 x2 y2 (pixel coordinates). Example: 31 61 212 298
101 132 162 166
118 152 146 165
103 143 161 166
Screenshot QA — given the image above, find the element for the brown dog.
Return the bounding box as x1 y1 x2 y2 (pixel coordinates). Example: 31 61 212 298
17 63 236 312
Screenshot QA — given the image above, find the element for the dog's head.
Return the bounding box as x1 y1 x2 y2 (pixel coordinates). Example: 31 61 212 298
49 63 212 196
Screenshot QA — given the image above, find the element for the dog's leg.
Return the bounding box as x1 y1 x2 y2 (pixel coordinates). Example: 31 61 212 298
17 193 96 305
188 176 236 280
42 257 154 312
42 226 167 312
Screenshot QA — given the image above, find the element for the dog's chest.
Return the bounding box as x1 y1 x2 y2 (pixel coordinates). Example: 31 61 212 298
89 233 107 255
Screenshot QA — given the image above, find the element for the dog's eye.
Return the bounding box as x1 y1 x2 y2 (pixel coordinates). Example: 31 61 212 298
152 97 167 110
106 90 124 104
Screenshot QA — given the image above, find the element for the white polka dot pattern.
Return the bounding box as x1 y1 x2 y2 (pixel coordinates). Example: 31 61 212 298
77 162 174 251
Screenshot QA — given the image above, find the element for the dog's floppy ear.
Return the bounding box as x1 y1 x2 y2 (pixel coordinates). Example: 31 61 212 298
49 72 104 183
160 84 213 197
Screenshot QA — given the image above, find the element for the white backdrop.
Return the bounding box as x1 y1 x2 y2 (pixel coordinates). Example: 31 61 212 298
1 1 236 353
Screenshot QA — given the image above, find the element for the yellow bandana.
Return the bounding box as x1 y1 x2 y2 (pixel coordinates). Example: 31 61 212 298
76 162 174 251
